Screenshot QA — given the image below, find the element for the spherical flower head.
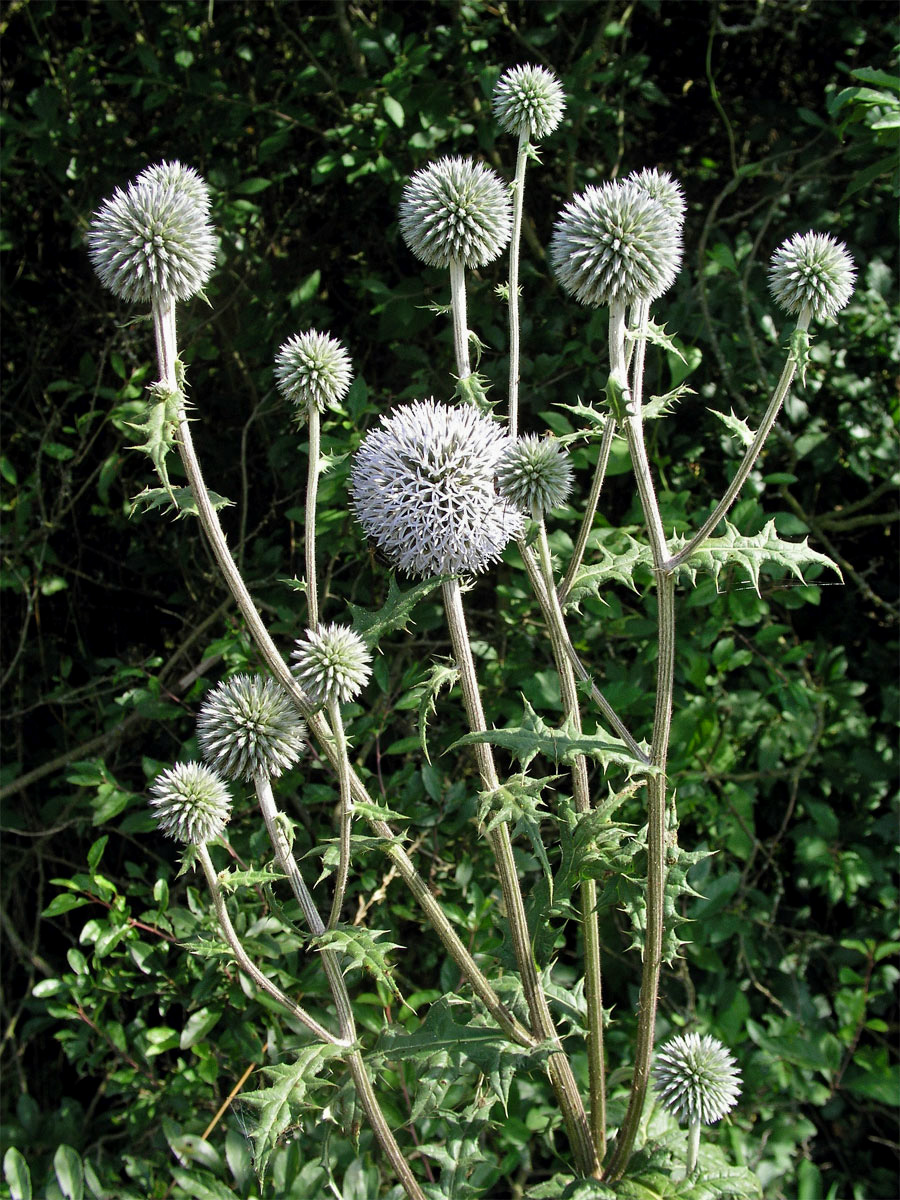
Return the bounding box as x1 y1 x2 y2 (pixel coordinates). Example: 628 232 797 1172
549 179 682 308
350 399 527 578
136 160 212 213
149 762 232 844
496 434 573 516
399 157 512 269
275 330 353 414
768 231 856 322
197 674 307 781
493 65 566 140
292 623 373 706
87 172 216 304
652 1033 742 1126
627 167 686 228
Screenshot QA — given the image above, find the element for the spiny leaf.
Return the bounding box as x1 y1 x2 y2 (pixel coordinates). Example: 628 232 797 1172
708 408 755 448
414 659 460 763
217 865 286 893
312 925 405 1002
129 484 234 519
126 379 183 502
348 574 447 649
415 1124 493 1199
671 518 842 593
562 533 652 609
452 698 653 775
642 384 693 422
238 1045 343 1182
478 774 557 899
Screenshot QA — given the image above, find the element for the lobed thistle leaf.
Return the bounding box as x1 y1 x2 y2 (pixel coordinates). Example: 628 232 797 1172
87 167 216 304
768 231 856 321
626 166 687 227
197 674 307 781
493 64 566 139
653 1033 742 1125
549 179 682 308
496 433 573 516
292 623 373 705
149 761 232 844
399 157 512 269
275 329 353 414
350 398 526 578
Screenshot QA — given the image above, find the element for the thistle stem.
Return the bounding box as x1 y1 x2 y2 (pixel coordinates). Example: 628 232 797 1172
150 298 536 1053
449 258 471 382
326 694 353 929
686 1119 701 1176
665 311 810 570
535 520 607 1157
305 403 321 631
441 577 601 1180
558 415 617 606
507 131 529 437
195 841 344 1046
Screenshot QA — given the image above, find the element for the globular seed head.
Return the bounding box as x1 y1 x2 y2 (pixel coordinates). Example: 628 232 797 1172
493 64 566 140
626 167 687 228
768 231 856 322
652 1033 742 1126
399 157 513 269
149 761 232 845
495 434 573 516
197 674 307 782
275 330 353 414
291 624 373 706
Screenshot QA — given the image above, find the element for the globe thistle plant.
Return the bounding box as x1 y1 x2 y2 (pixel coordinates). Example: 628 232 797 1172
493 64 566 140
87 170 216 304
292 624 373 706
399 157 512 270
350 399 526 578
653 1032 742 1127
627 167 687 228
549 179 682 309
768 231 856 322
275 330 353 414
149 762 232 845
197 674 307 782
496 434 573 517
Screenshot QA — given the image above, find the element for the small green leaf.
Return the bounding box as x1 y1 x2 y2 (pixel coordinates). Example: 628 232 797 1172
233 177 272 195
180 1006 222 1050
3 1148 32 1200
383 95 404 127
0 455 18 485
709 407 755 448
42 893 91 918
53 1145 84 1200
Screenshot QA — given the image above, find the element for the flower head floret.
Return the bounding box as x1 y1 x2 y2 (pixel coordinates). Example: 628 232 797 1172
87 169 216 304
275 330 353 413
768 231 856 322
653 1033 742 1126
292 624 373 706
150 762 232 844
399 157 512 269
197 674 307 781
136 160 212 212
350 399 526 578
493 65 566 139
496 434 573 516
627 167 686 228
549 179 682 308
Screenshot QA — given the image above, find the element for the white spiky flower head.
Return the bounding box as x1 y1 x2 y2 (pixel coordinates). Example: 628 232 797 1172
136 160 212 212
149 762 232 845
768 231 856 322
275 330 353 415
653 1033 742 1126
351 399 526 578
496 434 573 516
493 64 566 140
87 168 216 304
549 179 682 308
292 623 373 706
399 157 513 269
627 167 687 228
197 674 307 781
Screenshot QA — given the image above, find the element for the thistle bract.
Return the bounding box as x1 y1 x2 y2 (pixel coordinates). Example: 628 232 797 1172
275 330 353 414
496 434 573 516
627 167 687 228
493 64 565 140
399 157 512 269
197 674 307 781
87 170 216 304
149 762 232 844
292 624 373 706
350 398 526 578
652 1033 742 1126
549 179 682 308
768 231 856 321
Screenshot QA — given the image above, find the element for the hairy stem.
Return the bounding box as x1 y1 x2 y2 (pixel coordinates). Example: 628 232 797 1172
326 694 353 928
305 403 321 631
506 130 529 437
558 415 617 606
449 258 471 381
442 577 601 1180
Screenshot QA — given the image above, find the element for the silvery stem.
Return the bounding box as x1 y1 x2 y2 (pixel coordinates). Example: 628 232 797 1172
686 1119 702 1176
441 577 601 1180
326 694 353 929
449 257 471 381
506 131 529 437
558 415 617 606
305 403 321 631
195 841 344 1046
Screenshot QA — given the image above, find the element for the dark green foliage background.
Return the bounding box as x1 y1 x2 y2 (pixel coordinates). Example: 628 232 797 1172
1 2 897 1198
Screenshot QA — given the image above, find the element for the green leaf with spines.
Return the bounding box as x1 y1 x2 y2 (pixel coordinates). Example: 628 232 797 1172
708 408 755 448
238 1044 343 1182
129 484 234 519
642 384 693 421
126 378 183 504
562 532 652 610
348 574 448 649
671 518 842 592
453 697 653 775
413 658 460 763
217 865 286 893
477 773 556 898
312 925 405 1002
